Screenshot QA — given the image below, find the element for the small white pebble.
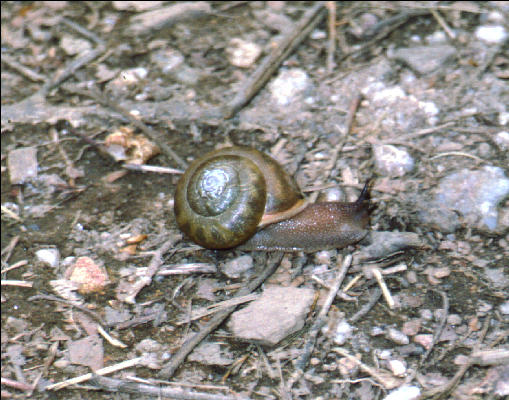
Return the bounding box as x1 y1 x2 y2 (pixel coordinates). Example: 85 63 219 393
384 385 421 400
35 248 60 268
500 300 509 315
475 25 507 44
388 359 407 377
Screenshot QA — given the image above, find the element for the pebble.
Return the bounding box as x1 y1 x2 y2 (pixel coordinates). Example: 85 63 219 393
269 68 311 106
151 48 200 85
383 385 421 400
35 248 60 268
386 327 409 345
227 286 315 346
112 1 163 11
419 309 433 320
500 300 509 315
226 38 262 68
355 231 423 262
220 255 253 279
60 35 92 56
434 166 509 232
391 45 456 75
447 314 462 326
334 320 354 345
374 144 414 177
188 342 233 366
7 147 38 184
388 359 407 377
66 256 109 294
314 250 333 265
402 319 421 337
475 25 508 44
414 334 433 349
494 131 509 151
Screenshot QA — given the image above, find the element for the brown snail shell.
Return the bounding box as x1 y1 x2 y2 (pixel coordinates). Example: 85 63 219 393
174 146 370 251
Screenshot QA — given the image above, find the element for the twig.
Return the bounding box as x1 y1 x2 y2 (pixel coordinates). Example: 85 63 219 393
175 293 259 325
1 54 46 82
371 268 395 309
222 2 326 118
339 9 430 63
430 9 455 39
332 347 400 390
419 290 449 366
0 280 33 288
1 260 28 275
89 375 248 400
348 288 382 323
326 2 337 74
61 85 188 169
46 357 143 391
159 253 284 379
122 163 184 175
0 377 33 392
1 236 20 263
121 238 178 304
288 254 353 388
418 315 491 399
429 151 484 162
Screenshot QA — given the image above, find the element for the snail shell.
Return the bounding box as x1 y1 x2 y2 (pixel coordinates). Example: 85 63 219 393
174 146 308 249
174 146 370 251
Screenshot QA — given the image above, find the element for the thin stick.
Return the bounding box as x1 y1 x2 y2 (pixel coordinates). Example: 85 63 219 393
222 2 326 118
122 163 184 174
288 255 353 388
430 9 456 39
326 2 337 74
159 253 284 379
121 238 178 304
419 289 449 366
429 151 484 162
1 235 20 262
175 293 259 325
89 375 248 400
371 268 395 309
1 280 33 288
46 357 143 391
348 288 382 323
332 347 398 390
419 315 491 399
1 54 46 82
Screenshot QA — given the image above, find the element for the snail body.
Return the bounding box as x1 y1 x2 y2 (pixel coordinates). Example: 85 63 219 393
174 146 370 251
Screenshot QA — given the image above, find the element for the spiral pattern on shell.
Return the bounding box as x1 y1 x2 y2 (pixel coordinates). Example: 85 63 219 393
174 146 306 249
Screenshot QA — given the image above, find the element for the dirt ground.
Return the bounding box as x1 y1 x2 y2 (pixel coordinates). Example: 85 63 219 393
1 2 508 400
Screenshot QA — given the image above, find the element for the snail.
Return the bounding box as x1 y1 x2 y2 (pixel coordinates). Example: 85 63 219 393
174 146 370 252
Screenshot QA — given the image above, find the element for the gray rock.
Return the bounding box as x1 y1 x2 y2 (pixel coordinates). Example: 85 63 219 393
7 147 38 184
220 255 253 279
417 206 461 233
356 231 423 262
391 45 456 75
269 68 311 106
374 144 414 177
228 286 315 346
188 342 233 366
386 327 410 345
434 166 509 232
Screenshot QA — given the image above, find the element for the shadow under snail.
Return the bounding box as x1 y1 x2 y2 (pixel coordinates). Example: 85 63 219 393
174 146 371 252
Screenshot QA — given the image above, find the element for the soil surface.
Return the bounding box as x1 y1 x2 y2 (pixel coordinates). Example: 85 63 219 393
1 2 508 400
